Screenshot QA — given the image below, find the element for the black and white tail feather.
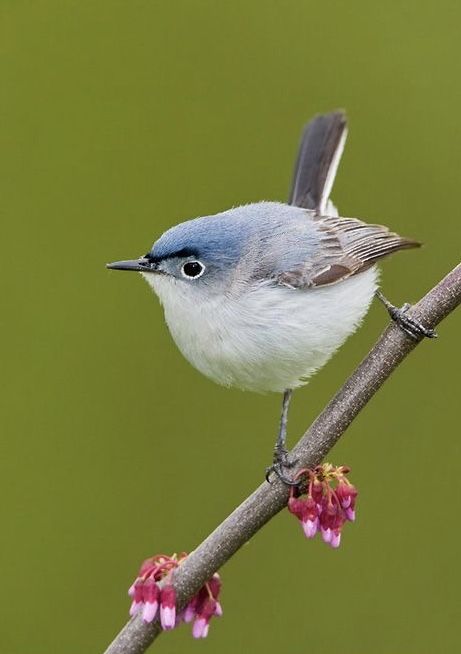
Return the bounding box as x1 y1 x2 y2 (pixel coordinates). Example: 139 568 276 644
289 110 348 215
284 111 420 290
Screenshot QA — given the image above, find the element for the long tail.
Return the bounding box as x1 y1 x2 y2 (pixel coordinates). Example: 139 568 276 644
288 110 347 214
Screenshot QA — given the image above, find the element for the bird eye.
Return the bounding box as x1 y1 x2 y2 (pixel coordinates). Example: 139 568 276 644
181 260 205 279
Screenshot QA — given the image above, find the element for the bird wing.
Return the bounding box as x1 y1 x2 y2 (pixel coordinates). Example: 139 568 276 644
277 214 421 289
288 111 348 213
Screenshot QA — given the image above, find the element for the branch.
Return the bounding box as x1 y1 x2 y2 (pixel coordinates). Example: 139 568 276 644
103 262 461 654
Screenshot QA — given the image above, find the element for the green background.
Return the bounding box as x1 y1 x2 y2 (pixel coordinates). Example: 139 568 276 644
1 1 460 652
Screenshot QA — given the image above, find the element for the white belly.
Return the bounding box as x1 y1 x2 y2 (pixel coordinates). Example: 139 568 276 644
144 268 378 393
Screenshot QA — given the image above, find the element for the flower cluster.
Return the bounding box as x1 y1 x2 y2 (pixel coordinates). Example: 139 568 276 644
183 573 222 638
288 463 357 548
128 553 223 639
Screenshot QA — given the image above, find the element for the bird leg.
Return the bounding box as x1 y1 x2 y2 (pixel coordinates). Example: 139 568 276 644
376 290 437 340
265 389 299 486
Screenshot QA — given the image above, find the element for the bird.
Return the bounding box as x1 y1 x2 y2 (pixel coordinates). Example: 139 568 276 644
107 111 435 484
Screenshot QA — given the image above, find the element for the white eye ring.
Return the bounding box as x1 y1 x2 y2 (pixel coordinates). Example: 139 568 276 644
181 260 206 280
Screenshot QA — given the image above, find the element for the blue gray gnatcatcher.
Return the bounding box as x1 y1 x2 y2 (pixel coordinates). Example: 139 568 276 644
107 111 435 484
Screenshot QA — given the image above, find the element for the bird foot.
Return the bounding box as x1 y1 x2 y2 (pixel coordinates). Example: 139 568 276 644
265 448 299 486
376 290 437 340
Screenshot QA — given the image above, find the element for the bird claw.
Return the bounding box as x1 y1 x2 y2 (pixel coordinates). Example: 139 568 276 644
265 450 299 486
388 304 437 340
376 291 437 340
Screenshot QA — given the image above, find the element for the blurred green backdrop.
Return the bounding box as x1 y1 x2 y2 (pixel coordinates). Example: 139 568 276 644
1 1 460 652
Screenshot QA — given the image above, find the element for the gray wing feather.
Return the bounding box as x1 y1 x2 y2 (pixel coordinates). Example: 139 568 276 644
289 111 348 213
278 215 421 289
281 110 420 289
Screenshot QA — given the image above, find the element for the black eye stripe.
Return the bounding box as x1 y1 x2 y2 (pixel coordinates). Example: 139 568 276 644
145 248 199 264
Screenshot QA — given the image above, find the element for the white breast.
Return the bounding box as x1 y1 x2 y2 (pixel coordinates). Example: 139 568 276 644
143 268 378 393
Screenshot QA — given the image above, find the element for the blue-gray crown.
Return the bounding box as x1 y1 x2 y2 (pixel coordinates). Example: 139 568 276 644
149 202 309 269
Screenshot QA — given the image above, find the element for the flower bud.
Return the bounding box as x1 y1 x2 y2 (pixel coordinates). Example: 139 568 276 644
160 585 176 630
141 578 159 623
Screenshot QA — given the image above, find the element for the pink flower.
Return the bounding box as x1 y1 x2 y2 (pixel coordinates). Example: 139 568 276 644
193 618 209 639
287 496 305 520
311 478 324 504
192 597 218 639
336 481 358 515
289 491 322 539
330 529 341 548
141 578 159 623
302 517 319 539
160 585 176 630
129 580 144 616
127 554 223 639
288 463 358 549
183 597 198 623
207 573 221 599
345 507 356 522
183 574 223 639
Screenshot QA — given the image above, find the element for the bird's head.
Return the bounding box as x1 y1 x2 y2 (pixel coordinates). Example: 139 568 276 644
106 207 263 301
106 202 310 306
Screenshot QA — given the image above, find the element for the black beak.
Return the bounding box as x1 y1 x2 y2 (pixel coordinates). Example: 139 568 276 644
106 257 158 272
